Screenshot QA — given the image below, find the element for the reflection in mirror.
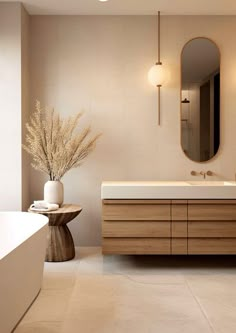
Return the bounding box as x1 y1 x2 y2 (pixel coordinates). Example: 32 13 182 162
181 38 220 162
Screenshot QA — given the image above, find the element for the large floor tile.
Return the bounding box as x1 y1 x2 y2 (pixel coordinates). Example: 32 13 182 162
186 274 236 333
61 318 213 333
65 275 212 332
42 271 76 290
77 246 102 259
76 247 118 276
43 257 79 274
16 248 236 333
192 298 236 333
19 289 73 324
15 321 62 333
76 251 186 282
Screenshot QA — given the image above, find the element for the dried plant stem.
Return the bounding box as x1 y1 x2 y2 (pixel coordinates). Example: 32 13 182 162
23 101 101 180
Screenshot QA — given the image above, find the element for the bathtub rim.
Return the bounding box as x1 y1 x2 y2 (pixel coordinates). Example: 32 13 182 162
0 211 48 261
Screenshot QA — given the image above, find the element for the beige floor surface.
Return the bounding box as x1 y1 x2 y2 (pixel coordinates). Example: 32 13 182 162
15 247 236 333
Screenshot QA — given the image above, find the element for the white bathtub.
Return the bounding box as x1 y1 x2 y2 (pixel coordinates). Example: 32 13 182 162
0 212 48 333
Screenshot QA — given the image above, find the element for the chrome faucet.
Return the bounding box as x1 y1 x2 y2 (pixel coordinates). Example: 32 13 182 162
200 171 213 179
200 171 206 179
191 170 213 179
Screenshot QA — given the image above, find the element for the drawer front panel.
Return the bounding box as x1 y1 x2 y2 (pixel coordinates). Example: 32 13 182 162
103 221 170 238
102 238 171 254
189 221 236 238
172 221 187 238
188 204 236 221
188 238 236 254
171 238 187 254
172 203 187 221
103 204 170 221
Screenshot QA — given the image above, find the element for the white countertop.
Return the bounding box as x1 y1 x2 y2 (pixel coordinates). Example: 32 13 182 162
101 181 236 200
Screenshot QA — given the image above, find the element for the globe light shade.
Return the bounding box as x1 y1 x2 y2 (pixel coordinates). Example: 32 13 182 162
148 63 166 87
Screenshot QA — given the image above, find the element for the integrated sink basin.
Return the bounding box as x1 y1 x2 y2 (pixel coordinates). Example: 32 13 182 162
101 181 236 200
186 181 235 186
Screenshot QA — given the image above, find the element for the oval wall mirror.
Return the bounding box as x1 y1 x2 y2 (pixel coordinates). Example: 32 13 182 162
181 37 220 162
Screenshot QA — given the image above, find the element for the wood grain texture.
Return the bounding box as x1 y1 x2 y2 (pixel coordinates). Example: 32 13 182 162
172 203 187 221
102 221 170 238
188 204 236 221
172 200 188 204
29 204 82 226
188 221 236 237
29 204 82 262
188 238 236 254
102 238 171 254
103 203 170 221
101 199 236 255
46 225 75 262
172 238 187 254
172 221 187 238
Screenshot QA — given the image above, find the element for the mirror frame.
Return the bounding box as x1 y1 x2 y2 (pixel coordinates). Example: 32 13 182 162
180 37 221 163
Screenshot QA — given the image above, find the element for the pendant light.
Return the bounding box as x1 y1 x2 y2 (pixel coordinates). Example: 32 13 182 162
181 84 190 103
148 11 166 125
181 98 190 104
181 85 190 123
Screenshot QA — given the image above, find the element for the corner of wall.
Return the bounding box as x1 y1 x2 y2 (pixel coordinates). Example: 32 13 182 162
21 4 30 211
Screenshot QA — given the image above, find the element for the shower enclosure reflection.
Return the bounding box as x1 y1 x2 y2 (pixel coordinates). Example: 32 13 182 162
181 38 220 162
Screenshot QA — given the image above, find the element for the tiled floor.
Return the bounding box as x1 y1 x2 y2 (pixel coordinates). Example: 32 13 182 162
15 247 236 333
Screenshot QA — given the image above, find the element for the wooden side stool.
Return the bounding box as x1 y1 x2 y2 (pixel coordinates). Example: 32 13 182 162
29 204 82 262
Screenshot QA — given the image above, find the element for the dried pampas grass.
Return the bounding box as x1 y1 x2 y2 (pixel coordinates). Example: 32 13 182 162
23 101 101 180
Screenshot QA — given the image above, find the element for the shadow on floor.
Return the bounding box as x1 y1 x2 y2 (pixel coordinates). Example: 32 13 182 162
103 254 236 272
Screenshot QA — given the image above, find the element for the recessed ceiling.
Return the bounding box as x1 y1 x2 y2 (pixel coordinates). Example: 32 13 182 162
1 0 236 15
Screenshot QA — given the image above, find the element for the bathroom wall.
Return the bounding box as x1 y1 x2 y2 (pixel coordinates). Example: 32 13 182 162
21 5 30 211
29 15 236 245
0 3 30 211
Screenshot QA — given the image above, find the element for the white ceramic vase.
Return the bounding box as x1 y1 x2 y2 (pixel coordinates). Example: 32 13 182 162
44 180 64 206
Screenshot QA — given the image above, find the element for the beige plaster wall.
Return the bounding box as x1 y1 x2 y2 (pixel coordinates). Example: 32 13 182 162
21 5 30 211
0 3 30 211
0 3 22 211
29 15 236 245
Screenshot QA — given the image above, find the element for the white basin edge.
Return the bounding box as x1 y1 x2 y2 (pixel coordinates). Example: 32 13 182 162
101 181 236 200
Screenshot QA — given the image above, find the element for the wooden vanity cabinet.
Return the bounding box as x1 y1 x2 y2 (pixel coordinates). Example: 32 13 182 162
171 200 188 254
102 199 236 255
102 200 171 254
188 200 236 254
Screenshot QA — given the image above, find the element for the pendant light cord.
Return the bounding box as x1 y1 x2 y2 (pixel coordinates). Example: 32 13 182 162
157 11 162 65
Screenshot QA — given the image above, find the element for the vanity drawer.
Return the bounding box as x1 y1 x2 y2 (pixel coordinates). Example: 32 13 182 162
172 221 187 237
188 221 236 237
102 221 170 237
172 201 187 221
172 238 187 254
188 201 236 221
171 201 187 239
102 200 171 221
102 237 171 254
188 238 236 254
